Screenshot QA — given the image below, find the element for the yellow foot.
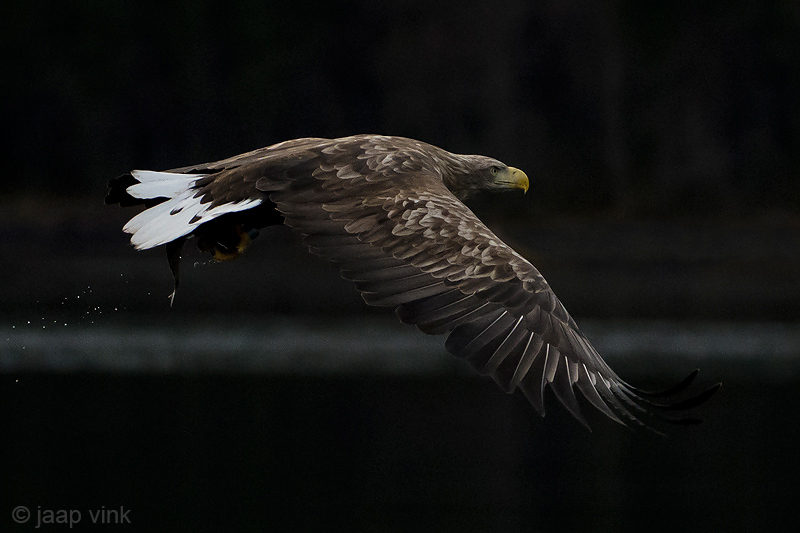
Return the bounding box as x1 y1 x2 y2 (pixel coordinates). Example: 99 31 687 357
208 225 251 261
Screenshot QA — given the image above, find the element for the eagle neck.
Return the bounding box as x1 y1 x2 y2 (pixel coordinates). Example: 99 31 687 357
440 152 482 200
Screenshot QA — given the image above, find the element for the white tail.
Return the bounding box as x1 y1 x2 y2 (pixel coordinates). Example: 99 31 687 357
122 170 261 250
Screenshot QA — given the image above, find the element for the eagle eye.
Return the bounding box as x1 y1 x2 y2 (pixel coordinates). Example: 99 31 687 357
490 166 500 176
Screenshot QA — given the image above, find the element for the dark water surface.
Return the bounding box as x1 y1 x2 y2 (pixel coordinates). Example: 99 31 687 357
1 318 797 532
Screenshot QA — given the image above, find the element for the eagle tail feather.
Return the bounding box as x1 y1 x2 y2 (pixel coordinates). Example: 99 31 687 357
108 170 262 250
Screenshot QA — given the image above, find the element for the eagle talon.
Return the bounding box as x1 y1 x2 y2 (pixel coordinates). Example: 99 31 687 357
198 224 252 261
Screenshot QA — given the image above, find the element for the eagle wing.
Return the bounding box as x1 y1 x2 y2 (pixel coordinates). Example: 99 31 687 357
249 144 717 430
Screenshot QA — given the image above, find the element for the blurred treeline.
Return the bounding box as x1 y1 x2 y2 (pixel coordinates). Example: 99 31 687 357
2 0 798 220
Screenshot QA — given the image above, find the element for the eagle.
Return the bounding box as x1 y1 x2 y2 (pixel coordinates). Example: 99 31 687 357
106 134 719 430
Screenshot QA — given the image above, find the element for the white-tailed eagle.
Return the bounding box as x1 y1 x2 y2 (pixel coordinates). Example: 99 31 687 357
106 134 719 429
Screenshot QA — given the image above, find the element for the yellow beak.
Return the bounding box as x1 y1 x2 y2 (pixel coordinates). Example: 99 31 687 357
507 167 529 193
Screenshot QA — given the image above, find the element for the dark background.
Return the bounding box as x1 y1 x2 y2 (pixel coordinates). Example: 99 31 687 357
1 0 799 531
4 0 799 218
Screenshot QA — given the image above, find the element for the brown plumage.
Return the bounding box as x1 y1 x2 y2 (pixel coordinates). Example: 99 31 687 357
106 134 719 430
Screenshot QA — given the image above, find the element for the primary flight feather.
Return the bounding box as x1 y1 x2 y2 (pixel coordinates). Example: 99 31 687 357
106 134 719 429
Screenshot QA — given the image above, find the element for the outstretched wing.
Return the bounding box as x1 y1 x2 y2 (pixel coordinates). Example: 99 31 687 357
262 152 718 430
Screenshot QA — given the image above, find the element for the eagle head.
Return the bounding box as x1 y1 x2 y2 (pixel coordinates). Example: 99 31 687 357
444 154 530 200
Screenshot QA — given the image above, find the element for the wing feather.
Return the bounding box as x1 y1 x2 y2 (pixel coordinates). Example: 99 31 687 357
519 344 549 416
508 334 544 392
548 353 590 429
482 316 527 375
